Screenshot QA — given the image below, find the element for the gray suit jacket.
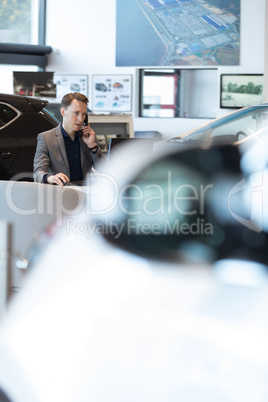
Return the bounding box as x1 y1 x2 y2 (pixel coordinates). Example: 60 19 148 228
33 125 103 183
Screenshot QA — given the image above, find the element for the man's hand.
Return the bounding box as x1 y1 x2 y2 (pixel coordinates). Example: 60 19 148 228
47 173 70 186
81 123 98 149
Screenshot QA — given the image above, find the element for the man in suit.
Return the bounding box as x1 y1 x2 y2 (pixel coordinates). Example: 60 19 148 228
33 92 103 185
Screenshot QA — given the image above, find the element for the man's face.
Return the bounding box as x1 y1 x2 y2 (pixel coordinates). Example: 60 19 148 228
60 99 87 135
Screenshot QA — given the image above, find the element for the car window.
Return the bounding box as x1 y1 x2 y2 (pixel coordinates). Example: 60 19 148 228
185 106 268 141
211 114 260 138
0 103 19 128
44 103 62 123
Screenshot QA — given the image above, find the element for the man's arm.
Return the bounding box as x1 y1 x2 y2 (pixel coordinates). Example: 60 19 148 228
33 133 51 183
81 122 104 165
33 133 70 185
89 145 103 163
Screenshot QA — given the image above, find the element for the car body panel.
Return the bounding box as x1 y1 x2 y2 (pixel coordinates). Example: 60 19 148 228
0 126 20 178
0 180 86 291
0 94 48 113
1 230 268 402
0 93 59 180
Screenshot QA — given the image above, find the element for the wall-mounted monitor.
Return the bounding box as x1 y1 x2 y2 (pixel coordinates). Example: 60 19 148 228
92 74 132 113
220 74 264 109
13 71 56 98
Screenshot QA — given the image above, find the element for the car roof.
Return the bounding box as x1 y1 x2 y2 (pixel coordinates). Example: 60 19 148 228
0 93 48 112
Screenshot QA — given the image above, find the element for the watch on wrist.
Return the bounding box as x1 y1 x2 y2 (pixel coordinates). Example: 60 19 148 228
88 144 98 152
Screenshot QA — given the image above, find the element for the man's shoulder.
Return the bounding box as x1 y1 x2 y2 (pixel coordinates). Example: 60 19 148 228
39 124 61 138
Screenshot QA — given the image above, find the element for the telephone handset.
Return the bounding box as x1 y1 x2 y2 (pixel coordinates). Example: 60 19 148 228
78 114 88 137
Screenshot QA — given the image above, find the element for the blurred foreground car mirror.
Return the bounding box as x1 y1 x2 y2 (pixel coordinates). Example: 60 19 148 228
92 144 268 266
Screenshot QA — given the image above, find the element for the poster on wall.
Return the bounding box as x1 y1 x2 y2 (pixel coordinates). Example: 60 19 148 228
92 75 132 113
53 74 88 100
13 72 56 98
116 0 240 66
220 74 264 108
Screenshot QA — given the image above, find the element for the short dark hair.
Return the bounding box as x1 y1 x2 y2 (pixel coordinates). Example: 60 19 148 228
61 92 89 108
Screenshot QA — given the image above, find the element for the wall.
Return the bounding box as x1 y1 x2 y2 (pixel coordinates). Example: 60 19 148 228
46 0 266 139
179 69 218 119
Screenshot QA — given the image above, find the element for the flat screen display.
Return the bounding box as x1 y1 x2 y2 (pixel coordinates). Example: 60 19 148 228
13 71 56 98
108 137 153 160
220 74 264 109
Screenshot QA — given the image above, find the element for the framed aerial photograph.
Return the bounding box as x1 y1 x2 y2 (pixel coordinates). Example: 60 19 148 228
116 0 240 66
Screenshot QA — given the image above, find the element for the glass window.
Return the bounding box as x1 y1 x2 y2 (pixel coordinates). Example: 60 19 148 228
186 106 268 142
211 115 258 138
0 0 40 45
140 69 179 118
139 68 218 119
0 103 19 127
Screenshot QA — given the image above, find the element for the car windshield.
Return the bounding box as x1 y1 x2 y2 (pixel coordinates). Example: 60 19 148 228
184 104 268 142
42 107 61 124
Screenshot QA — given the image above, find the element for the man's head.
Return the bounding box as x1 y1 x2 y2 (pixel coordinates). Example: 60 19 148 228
61 92 89 109
60 92 89 136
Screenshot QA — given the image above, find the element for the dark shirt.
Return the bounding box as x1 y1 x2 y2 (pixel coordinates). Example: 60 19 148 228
61 125 83 182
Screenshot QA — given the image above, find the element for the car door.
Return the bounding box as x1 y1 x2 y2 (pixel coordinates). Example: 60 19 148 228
0 102 21 179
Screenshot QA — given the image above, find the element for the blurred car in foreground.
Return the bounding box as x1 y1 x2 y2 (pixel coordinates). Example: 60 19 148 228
0 93 59 180
0 138 268 401
155 103 268 152
0 180 84 293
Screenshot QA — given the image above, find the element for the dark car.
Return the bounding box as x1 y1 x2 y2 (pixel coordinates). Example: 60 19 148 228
0 93 59 180
95 83 108 92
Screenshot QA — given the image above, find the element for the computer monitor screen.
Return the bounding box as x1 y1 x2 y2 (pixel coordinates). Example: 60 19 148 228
108 137 154 160
220 74 264 109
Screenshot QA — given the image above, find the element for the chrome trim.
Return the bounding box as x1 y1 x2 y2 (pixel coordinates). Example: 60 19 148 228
0 102 22 131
